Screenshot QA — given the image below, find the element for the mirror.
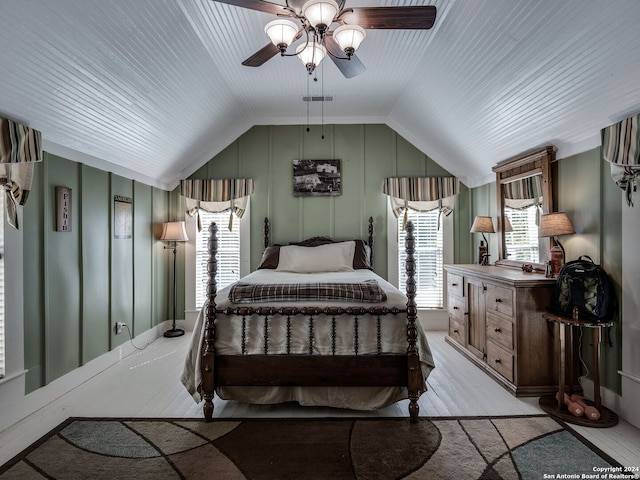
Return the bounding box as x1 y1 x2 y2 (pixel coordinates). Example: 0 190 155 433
493 146 554 270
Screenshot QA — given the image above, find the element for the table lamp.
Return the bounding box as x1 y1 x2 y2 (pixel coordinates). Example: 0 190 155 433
470 216 495 265
160 221 189 337
539 212 575 277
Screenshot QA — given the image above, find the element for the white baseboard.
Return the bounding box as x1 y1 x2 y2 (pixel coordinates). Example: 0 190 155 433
0 321 178 435
580 377 640 429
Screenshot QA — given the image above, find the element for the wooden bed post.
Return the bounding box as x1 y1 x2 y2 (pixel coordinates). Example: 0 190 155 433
264 217 270 250
202 222 218 422
368 216 374 268
404 220 421 422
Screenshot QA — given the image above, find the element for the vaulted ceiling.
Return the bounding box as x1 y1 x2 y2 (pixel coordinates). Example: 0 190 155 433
2 0 639 190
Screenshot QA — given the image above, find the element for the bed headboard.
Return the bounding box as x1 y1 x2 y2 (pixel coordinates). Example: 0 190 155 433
263 217 375 268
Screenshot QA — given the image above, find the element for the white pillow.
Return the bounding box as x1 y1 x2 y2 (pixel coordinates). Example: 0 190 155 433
276 241 356 273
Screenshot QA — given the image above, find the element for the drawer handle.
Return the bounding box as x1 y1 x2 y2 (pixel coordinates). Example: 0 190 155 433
453 329 459 333
452 283 458 286
494 327 501 333
464 312 469 315
453 306 459 310
495 298 502 303
494 358 501 364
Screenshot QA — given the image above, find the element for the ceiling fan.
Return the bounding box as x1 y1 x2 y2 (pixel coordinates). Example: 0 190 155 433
212 0 437 78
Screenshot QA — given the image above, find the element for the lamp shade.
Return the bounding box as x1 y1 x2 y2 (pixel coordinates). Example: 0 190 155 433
470 216 495 234
296 41 327 67
503 215 513 233
160 221 189 242
302 0 338 31
538 212 575 237
264 19 298 49
333 24 366 56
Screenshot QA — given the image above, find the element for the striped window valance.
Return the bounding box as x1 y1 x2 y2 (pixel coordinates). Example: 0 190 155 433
383 176 460 229
1 117 43 229
383 176 459 203
503 175 543 209
181 178 254 231
601 113 640 207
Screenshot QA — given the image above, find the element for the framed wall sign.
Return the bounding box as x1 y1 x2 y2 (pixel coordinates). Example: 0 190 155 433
114 195 132 239
56 186 72 232
293 159 341 197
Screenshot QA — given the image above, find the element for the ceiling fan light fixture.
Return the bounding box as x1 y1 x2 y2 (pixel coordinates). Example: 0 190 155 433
264 19 299 53
333 24 366 58
302 0 339 37
296 41 327 74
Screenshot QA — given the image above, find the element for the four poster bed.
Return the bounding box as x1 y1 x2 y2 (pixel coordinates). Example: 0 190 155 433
182 217 434 422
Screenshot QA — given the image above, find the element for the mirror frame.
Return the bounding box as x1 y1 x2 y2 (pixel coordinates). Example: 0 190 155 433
492 146 554 271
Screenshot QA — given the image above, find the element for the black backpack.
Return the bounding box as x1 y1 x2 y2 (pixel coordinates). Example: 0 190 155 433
551 256 617 322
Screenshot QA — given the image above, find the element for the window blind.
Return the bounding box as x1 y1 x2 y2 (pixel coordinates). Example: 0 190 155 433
505 206 539 262
195 211 240 309
398 209 443 309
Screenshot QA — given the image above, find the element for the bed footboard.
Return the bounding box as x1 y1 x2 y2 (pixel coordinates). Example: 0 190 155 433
200 219 422 423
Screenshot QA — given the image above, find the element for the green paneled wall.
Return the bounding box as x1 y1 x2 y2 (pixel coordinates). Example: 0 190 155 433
23 153 171 393
470 147 623 393
185 124 458 281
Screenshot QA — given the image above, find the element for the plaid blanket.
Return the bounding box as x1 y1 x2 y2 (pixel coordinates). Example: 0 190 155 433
228 279 388 304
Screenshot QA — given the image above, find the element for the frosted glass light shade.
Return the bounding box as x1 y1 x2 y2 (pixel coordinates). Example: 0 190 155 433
265 19 298 49
539 212 575 237
470 216 495 234
296 42 327 67
160 221 189 242
302 0 338 31
333 24 366 55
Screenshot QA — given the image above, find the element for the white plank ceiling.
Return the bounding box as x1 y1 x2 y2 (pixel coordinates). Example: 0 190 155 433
1 0 639 189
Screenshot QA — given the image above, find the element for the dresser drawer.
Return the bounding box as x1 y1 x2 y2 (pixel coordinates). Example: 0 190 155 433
486 312 513 350
487 341 514 382
485 284 514 318
448 294 467 322
447 272 464 298
448 318 465 345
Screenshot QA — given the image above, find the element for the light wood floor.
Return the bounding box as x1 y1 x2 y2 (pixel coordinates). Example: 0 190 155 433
1 331 639 469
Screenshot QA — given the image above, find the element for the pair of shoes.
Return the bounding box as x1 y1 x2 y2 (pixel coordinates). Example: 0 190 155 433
570 394 602 421
556 391 583 417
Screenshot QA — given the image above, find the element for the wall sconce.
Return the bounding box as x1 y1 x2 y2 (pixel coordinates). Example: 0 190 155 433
539 212 575 277
470 216 495 265
160 221 189 337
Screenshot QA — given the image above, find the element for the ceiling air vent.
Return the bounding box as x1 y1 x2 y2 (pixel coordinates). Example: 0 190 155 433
302 96 333 102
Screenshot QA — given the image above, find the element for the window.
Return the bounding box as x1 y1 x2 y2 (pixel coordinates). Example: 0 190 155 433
398 209 443 309
505 205 539 262
0 193 4 378
195 211 240 309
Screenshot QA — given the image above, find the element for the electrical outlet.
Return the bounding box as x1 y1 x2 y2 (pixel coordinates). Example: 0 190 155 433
115 322 126 335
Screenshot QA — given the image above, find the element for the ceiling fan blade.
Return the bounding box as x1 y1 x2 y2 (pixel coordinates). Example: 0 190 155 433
324 34 366 79
242 43 280 67
339 6 437 30
211 0 292 16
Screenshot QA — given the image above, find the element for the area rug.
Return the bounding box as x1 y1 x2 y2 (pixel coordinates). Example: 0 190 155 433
0 415 624 480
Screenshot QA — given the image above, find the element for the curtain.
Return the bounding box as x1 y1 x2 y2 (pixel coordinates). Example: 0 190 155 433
0 118 43 229
601 113 640 207
503 175 543 209
180 178 254 231
382 176 460 229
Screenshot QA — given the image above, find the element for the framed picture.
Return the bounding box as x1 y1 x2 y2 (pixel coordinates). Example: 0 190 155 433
293 159 341 197
114 195 132 239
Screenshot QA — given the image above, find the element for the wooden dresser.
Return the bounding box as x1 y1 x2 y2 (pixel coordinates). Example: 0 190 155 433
444 264 558 396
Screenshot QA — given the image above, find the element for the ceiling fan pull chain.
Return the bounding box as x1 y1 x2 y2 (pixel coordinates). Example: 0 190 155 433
321 61 325 140
306 73 311 133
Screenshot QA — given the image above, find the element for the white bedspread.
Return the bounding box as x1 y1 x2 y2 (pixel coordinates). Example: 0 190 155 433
181 269 435 411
